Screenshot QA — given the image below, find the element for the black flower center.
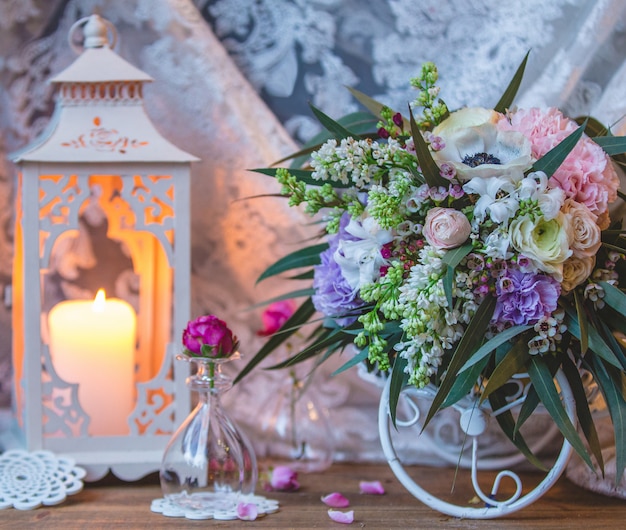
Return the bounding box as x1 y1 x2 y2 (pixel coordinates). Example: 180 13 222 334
462 152 502 167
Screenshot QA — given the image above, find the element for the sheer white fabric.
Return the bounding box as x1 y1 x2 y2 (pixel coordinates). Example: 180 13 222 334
0 0 624 469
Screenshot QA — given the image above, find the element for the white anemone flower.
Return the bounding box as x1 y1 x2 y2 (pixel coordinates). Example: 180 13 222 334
432 122 532 181
334 217 393 290
463 175 519 224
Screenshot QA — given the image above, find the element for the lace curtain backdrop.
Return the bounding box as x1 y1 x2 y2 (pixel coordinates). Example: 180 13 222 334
0 0 625 471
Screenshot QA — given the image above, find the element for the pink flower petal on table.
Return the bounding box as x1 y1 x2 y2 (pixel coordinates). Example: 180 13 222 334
328 509 354 524
270 465 300 491
236 502 258 521
359 480 385 495
321 492 350 508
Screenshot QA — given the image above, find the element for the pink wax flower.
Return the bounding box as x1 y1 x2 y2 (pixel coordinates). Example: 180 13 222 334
182 314 239 358
269 465 300 491
258 299 297 336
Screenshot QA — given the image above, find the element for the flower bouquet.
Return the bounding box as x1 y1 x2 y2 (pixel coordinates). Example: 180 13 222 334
236 53 626 480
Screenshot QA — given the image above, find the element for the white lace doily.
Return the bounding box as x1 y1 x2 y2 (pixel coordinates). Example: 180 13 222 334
0 449 86 510
151 492 279 520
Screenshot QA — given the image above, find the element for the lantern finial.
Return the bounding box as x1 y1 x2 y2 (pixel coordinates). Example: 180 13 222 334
69 14 117 54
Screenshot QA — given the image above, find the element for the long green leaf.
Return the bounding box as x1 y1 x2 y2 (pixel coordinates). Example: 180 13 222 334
599 281 626 316
257 243 328 283
331 347 369 376
409 106 448 188
459 325 532 373
309 103 357 140
442 243 473 309
389 355 409 428
480 340 529 403
246 288 315 311
441 355 490 409
423 295 496 429
528 356 593 468
532 120 587 177
590 356 626 483
251 167 351 188
573 289 589 355
593 136 626 156
562 355 604 471
234 298 316 384
565 311 623 369
494 51 529 113
347 87 409 130
488 388 547 471
514 385 540 436
270 327 349 369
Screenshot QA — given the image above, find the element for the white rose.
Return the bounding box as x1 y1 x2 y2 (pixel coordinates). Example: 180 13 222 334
509 212 572 279
561 255 595 292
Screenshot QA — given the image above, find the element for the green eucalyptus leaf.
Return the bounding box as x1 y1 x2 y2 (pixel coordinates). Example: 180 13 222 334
423 295 496 429
309 103 358 140
441 355 490 409
409 106 448 188
514 385 540 436
488 388 547 471
442 243 473 309
589 356 626 484
562 355 604 471
389 355 409 428
573 289 589 355
251 167 351 188
480 339 529 404
565 311 623 369
234 298 316 384
593 136 626 156
528 356 593 468
459 324 532 373
246 288 315 311
494 51 529 113
331 347 369 376
257 243 328 283
532 120 587 177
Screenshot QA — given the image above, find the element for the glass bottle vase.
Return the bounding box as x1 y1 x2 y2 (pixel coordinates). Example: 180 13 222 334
160 353 257 512
256 370 333 473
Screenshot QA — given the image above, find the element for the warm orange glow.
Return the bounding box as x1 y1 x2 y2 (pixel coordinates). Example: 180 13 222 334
93 289 106 312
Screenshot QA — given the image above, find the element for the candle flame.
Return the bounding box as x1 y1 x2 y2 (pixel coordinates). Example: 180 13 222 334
93 289 106 312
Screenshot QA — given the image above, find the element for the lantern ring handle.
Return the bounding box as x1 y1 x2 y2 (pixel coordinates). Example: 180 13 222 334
68 14 118 55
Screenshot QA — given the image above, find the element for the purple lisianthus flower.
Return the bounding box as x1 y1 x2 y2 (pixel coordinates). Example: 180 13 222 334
312 214 364 326
493 269 561 326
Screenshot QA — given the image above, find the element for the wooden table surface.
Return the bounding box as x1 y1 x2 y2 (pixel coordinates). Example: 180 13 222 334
0 462 623 529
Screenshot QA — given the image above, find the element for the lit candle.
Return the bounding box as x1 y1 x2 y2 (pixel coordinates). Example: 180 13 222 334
48 289 136 436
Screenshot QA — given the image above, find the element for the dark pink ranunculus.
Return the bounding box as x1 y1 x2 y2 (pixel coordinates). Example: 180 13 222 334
258 300 297 336
182 315 238 358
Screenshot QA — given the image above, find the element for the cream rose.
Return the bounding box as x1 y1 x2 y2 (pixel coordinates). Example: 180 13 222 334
423 207 472 250
509 212 572 279
561 199 602 259
561 255 595 292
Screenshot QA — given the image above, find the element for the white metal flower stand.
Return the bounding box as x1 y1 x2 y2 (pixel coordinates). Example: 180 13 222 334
378 371 576 519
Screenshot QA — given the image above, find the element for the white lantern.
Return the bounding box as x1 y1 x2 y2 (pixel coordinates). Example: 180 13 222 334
9 14 198 481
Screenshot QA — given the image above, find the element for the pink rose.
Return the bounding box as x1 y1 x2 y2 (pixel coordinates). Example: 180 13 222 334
258 300 297 336
182 315 239 358
423 207 471 250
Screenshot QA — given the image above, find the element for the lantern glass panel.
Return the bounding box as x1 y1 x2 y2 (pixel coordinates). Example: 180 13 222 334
33 171 175 438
